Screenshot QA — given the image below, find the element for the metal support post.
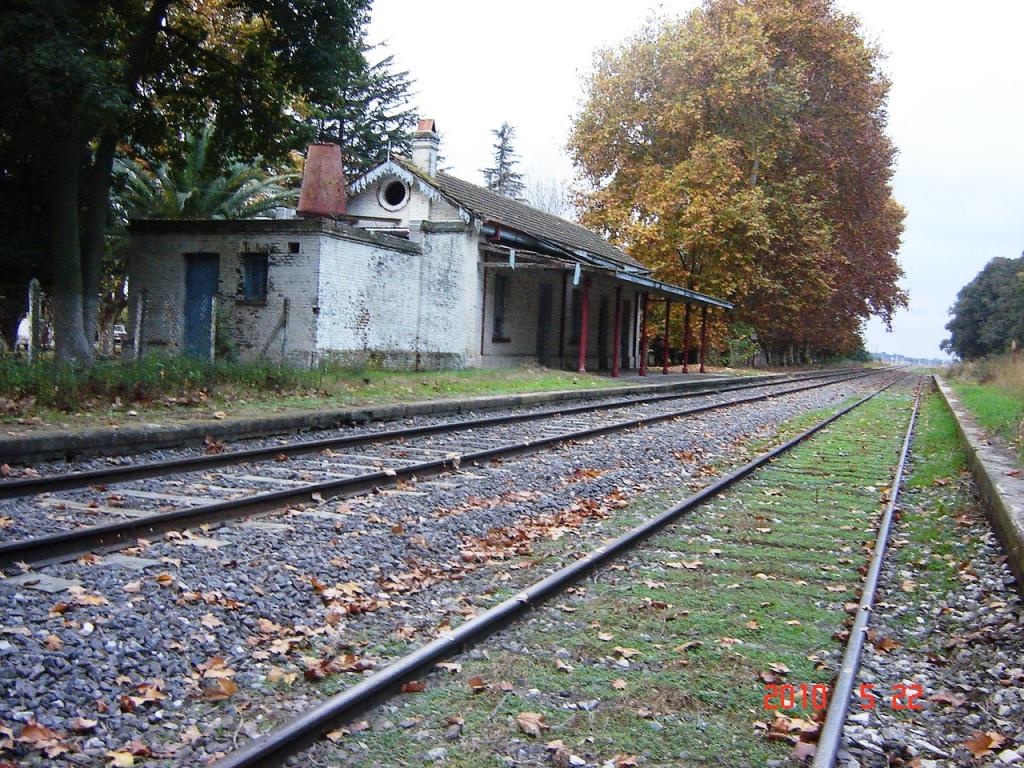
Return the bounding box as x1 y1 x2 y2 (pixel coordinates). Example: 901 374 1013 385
638 293 649 377
682 302 692 374
699 306 708 373
662 299 671 375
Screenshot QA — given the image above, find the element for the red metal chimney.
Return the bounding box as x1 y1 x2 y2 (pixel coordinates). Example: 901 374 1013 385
297 143 347 218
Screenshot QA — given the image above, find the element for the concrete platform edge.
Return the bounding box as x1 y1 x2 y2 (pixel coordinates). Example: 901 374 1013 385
934 375 1024 591
0 373 770 464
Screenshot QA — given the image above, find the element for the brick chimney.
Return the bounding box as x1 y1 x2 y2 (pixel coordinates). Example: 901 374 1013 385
411 119 439 177
297 143 347 218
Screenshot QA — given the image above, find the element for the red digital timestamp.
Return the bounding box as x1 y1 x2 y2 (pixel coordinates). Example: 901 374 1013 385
763 683 924 711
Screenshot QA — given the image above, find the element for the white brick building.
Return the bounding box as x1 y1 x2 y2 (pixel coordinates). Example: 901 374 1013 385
125 120 730 372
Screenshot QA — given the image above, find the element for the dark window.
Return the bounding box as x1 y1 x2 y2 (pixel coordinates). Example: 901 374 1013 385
242 254 268 301
492 274 511 342
382 180 409 208
569 287 582 344
288 241 300 254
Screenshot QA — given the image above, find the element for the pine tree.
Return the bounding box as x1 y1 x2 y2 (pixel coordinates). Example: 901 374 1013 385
307 41 418 177
482 122 525 199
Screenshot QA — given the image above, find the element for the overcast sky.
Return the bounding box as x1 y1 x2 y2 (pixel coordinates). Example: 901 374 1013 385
368 0 1024 360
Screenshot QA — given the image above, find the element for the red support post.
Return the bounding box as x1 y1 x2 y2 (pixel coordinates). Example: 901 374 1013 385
682 302 692 374
639 292 649 376
699 305 708 373
577 276 590 373
611 286 622 377
662 298 672 375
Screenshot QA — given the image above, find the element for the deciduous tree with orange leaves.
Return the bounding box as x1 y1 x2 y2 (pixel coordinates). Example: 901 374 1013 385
569 0 906 362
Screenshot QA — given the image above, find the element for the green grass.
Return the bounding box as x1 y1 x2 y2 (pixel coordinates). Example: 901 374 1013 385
0 357 635 428
951 383 1023 459
314 390 916 767
878 390 979 662
947 353 1024 460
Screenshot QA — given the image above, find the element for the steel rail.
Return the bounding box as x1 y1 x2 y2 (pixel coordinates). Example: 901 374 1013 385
811 383 922 768
211 376 909 768
0 368 870 499
0 369 888 568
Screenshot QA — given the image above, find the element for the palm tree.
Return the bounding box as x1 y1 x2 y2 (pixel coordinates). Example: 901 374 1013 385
115 123 299 220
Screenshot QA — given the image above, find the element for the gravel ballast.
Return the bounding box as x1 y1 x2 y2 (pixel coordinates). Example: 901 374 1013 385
836 391 1024 768
0 373 890 766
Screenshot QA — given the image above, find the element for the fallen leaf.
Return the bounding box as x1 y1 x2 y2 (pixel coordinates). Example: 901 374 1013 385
17 721 69 757
873 636 900 653
400 680 426 693
107 751 135 767
467 676 487 693
198 657 235 679
70 717 97 732
201 678 237 700
515 712 549 738
963 731 1005 758
45 634 63 650
928 691 965 708
266 667 298 685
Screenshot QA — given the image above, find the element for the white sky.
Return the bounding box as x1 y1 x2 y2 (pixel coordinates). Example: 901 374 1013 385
368 0 1024 359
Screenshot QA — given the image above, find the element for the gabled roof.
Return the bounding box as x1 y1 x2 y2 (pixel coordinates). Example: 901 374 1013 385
373 156 646 271
429 169 646 271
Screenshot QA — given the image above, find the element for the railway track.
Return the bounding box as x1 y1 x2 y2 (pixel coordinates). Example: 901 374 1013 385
0 366 888 567
200 373 918 768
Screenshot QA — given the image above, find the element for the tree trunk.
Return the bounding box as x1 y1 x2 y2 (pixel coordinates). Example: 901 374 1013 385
81 136 117 348
49 136 93 364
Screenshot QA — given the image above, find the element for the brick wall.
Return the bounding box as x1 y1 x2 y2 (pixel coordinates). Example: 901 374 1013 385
126 225 321 366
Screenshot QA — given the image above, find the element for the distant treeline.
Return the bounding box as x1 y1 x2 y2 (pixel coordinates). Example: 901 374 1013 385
943 254 1024 360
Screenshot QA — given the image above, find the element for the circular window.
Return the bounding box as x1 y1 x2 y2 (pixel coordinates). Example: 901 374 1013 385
379 178 410 210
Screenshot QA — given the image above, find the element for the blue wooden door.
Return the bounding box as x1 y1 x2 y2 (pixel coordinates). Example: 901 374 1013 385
184 254 219 359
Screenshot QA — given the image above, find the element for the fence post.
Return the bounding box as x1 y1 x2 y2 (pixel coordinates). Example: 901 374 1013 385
27 278 41 363
209 295 218 362
281 297 290 362
131 289 147 362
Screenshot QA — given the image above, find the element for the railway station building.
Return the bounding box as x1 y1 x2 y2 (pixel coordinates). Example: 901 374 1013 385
125 120 731 372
